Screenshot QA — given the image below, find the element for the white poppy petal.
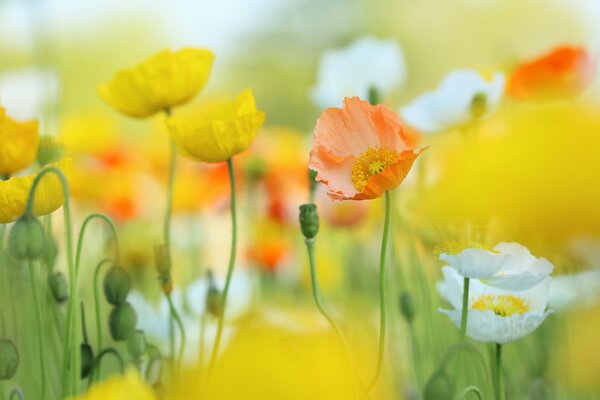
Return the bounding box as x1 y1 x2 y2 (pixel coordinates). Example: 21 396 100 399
440 248 510 279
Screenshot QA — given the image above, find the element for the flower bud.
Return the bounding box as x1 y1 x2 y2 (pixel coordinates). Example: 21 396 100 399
8 215 45 261
48 272 69 303
103 266 131 305
244 156 267 183
299 204 319 239
37 136 64 166
159 274 173 295
399 291 416 323
424 371 452 400
80 343 94 379
109 303 137 342
368 86 380 105
205 271 222 317
154 245 171 276
0 340 19 380
470 92 487 120
127 329 147 359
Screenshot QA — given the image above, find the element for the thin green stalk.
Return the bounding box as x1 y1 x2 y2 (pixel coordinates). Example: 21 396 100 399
92 258 114 380
8 388 23 400
461 278 470 339
89 347 125 385
75 213 120 275
167 293 186 373
24 167 77 397
164 134 176 250
305 238 360 398
459 386 483 400
208 157 238 370
145 344 163 384
362 190 392 398
494 343 503 400
28 260 47 400
408 321 423 397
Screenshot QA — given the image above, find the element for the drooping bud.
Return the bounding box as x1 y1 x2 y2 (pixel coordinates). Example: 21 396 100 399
244 156 267 184
48 272 69 303
109 303 137 342
470 92 487 120
8 215 45 261
399 291 416 323
37 136 64 166
127 329 147 359
299 204 319 240
103 266 131 305
205 270 222 317
424 371 453 400
0 340 19 380
80 343 94 379
158 274 173 295
154 245 171 276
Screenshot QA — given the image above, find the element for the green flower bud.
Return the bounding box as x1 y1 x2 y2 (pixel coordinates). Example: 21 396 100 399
244 156 268 183
0 340 19 380
470 92 487 120
205 271 222 318
299 204 319 239
368 86 380 105
424 371 453 400
48 272 69 303
109 303 137 342
103 266 131 305
80 343 94 379
8 215 45 261
154 245 171 276
37 136 64 166
127 329 147 359
399 291 416 323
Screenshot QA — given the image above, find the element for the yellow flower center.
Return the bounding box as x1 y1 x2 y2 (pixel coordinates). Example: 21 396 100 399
351 147 400 191
471 294 530 317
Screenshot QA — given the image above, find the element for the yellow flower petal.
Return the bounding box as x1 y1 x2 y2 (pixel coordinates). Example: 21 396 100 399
68 369 156 400
0 158 72 224
98 48 214 118
167 89 266 163
0 107 39 176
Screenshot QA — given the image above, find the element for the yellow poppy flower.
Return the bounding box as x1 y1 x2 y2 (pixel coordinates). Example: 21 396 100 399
166 89 265 163
98 48 214 118
0 106 39 177
0 158 72 224
68 369 156 400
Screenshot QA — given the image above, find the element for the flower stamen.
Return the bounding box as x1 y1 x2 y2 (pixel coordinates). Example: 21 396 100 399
351 147 400 191
471 294 530 317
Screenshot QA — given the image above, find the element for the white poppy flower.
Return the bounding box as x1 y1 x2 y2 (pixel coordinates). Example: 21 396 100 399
439 267 552 344
400 69 504 133
311 36 407 108
548 270 600 311
439 242 554 291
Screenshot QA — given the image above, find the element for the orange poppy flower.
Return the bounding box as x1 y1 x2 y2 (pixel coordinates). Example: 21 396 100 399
507 46 595 102
309 97 424 201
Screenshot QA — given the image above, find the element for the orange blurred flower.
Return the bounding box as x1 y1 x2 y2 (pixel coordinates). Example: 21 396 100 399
246 217 292 273
507 46 595 102
309 97 423 201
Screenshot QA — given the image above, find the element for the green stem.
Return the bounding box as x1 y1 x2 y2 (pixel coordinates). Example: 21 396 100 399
28 260 47 400
305 237 360 398
92 258 114 381
494 343 503 400
362 190 392 398
459 386 483 400
75 213 120 276
167 293 186 373
164 138 176 250
89 347 125 385
408 322 423 397
208 157 238 370
460 278 470 339
145 344 163 384
24 167 77 397
8 387 24 400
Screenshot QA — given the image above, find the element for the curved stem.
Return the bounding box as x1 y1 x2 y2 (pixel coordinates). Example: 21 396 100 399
75 213 120 276
8 387 24 400
440 342 488 373
28 260 47 400
92 258 114 380
460 278 470 339
305 237 360 398
362 190 392 398
89 348 125 385
24 167 77 397
145 344 163 384
459 386 483 400
167 293 186 373
208 157 238 370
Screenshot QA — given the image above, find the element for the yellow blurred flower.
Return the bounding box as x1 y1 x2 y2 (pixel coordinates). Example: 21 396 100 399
167 89 265 163
0 158 72 223
68 369 156 400
98 48 214 118
0 106 39 177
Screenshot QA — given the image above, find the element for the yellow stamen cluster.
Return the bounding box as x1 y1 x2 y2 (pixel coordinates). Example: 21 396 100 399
351 147 399 191
471 294 530 317
434 241 498 256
